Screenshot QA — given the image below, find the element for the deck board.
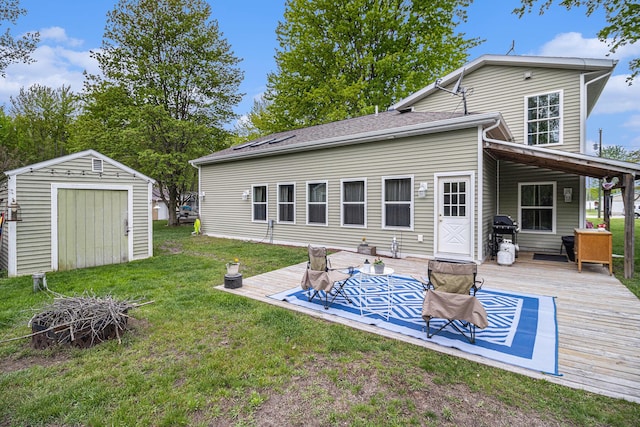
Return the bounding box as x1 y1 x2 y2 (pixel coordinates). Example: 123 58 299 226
217 251 640 403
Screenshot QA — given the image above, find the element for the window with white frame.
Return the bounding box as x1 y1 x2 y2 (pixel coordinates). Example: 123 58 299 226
277 183 295 223
252 185 267 222
383 176 413 228
307 181 327 225
341 179 366 227
519 182 555 232
526 91 561 146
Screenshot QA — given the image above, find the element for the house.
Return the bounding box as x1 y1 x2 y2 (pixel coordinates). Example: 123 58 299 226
190 54 640 277
0 150 155 277
152 187 170 221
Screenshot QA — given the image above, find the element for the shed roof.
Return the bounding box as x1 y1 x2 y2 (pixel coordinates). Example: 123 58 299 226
4 149 155 184
192 110 510 166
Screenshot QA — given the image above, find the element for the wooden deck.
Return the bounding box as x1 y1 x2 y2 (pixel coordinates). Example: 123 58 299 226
217 251 640 403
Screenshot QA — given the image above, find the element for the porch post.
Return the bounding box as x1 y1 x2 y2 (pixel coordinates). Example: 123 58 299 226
603 188 611 230
622 173 635 279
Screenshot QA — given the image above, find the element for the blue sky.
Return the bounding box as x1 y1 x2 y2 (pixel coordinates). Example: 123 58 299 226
2 0 639 153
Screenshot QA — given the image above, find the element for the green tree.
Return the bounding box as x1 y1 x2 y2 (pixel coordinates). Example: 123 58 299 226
0 0 39 76
10 84 78 165
77 0 243 225
256 0 480 134
600 144 629 160
515 0 640 83
0 107 20 171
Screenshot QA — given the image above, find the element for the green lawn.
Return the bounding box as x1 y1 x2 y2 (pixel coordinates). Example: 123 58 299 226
0 221 638 426
590 217 640 298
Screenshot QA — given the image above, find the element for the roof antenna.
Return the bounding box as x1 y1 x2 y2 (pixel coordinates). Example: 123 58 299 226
506 40 515 55
434 69 468 115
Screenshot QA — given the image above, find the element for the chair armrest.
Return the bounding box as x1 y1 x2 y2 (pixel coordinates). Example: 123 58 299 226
329 266 356 276
411 275 432 291
472 278 485 295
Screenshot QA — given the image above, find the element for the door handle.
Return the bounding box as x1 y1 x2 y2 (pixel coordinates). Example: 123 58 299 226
124 219 129 236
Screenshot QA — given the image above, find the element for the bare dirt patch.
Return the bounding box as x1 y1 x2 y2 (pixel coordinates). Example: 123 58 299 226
208 356 573 427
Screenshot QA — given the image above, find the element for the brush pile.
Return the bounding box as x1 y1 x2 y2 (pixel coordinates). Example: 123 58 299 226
29 294 140 349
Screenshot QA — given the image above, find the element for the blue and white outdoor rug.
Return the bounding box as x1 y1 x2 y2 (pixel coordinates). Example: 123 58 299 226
269 273 559 375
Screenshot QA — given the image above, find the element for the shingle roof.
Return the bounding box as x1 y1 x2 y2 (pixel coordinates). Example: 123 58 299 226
192 110 468 165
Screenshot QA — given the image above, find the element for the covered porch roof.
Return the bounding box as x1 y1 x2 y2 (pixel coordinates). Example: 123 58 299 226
483 139 640 180
483 139 640 278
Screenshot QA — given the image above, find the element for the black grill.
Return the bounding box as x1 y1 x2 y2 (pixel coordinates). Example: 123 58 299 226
493 215 518 233
491 215 519 259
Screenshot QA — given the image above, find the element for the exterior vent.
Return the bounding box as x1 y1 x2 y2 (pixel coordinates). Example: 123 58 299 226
92 158 103 172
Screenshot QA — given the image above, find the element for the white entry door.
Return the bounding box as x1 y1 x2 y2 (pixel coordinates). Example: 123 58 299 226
436 175 473 259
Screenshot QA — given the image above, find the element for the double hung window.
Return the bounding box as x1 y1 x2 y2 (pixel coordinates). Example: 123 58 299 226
526 91 562 146
519 182 555 232
383 176 413 229
307 181 327 225
278 183 295 223
252 185 267 222
341 179 366 227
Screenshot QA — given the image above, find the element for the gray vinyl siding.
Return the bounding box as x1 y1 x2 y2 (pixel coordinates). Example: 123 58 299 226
482 153 498 259
412 65 583 153
199 127 481 259
6 154 151 276
496 161 581 253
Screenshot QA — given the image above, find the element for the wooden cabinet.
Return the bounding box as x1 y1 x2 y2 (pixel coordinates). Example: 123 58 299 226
574 228 613 275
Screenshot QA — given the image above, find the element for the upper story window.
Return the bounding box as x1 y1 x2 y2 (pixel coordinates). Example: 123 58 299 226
525 91 562 146
341 179 366 227
383 176 413 229
252 184 267 222
277 183 295 223
519 182 556 233
307 181 327 225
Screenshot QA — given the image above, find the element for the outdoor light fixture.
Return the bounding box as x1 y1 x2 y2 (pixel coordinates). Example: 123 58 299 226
241 190 250 201
7 199 22 221
417 182 428 198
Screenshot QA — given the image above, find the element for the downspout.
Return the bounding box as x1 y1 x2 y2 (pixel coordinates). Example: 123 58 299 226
579 70 611 233
482 119 506 215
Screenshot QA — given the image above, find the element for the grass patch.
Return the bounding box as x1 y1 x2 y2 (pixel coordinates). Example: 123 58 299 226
0 220 638 426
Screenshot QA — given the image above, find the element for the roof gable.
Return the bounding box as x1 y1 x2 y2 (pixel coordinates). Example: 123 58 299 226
391 54 617 112
4 149 155 184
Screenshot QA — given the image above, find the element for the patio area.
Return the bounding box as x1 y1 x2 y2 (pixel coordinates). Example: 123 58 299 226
217 251 640 404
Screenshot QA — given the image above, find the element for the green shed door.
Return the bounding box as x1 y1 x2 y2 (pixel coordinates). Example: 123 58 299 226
58 189 128 271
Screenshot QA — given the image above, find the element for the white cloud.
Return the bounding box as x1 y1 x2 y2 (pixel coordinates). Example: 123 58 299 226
537 32 640 63
593 74 640 115
39 26 84 48
0 29 101 107
537 32 612 59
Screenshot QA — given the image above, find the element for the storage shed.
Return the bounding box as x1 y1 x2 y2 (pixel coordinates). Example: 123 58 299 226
0 150 155 277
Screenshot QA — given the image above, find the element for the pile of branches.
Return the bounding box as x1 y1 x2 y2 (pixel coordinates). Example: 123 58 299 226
29 294 145 349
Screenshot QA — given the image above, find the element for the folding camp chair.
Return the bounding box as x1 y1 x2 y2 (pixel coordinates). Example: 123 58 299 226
300 245 355 309
419 260 488 344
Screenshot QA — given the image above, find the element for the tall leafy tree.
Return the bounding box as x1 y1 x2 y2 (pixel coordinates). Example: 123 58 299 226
255 0 479 133
76 0 243 225
0 107 20 171
0 0 39 76
515 0 640 83
10 84 78 165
